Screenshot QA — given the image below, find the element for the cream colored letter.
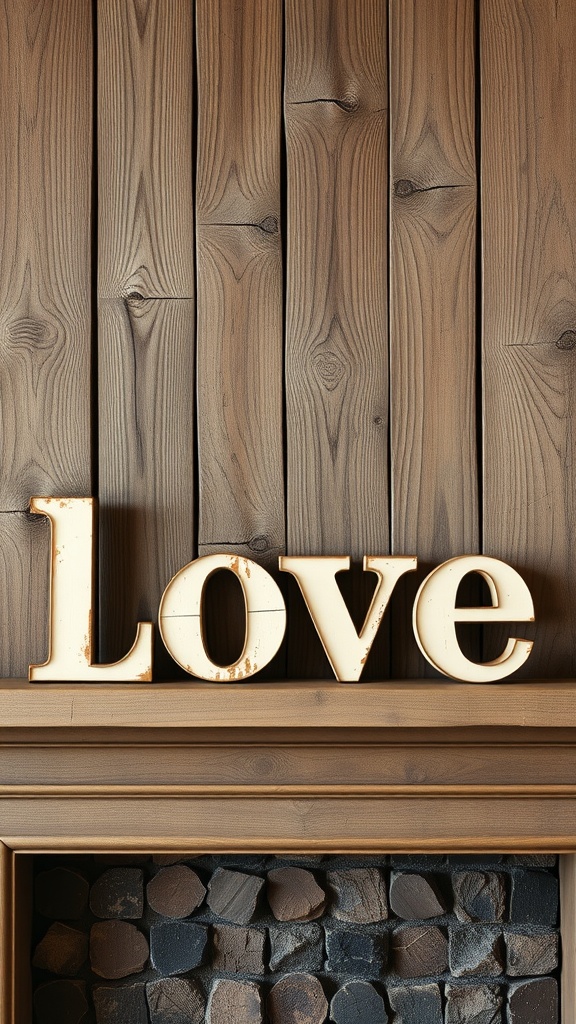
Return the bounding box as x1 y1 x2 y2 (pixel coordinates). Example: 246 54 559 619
279 555 417 681
159 554 286 681
413 555 534 682
29 497 153 682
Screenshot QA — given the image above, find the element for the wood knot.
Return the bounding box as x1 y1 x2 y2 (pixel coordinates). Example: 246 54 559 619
373 415 384 426
556 330 576 350
5 317 57 347
259 216 279 235
126 290 144 301
312 351 346 391
248 535 270 553
394 179 417 197
338 95 359 113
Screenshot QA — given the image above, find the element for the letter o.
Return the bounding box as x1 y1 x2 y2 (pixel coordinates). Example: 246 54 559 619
159 554 286 681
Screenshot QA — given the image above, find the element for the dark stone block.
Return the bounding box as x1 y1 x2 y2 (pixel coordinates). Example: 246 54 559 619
153 854 190 865
325 928 387 977
211 923 265 973
267 973 328 1024
509 872 559 926
35 867 89 920
93 984 148 1024
453 872 506 923
387 983 442 1024
268 922 324 972
449 926 504 977
150 921 208 975
327 868 388 923
389 873 447 919
508 978 559 1024
508 856 556 867
327 855 387 865
207 979 263 1024
448 856 504 866
33 980 88 1024
147 865 206 918
90 867 144 919
267 866 326 921
445 984 503 1024
216 854 269 872
391 926 448 978
390 856 444 869
284 855 326 865
147 977 205 1024
91 921 149 979
505 930 559 976
207 867 264 923
32 922 88 976
330 980 388 1023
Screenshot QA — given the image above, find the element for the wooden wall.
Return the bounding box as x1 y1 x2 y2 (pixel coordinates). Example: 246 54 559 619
0 0 574 681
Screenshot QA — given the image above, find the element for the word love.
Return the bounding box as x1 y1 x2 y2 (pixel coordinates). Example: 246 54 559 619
28 498 535 685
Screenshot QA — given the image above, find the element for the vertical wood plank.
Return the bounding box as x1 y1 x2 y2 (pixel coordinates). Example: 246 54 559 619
196 0 284 567
389 0 478 676
98 0 195 677
285 0 389 677
98 0 195 299
0 843 12 1024
196 0 284 667
560 854 576 1024
482 0 576 676
0 0 92 676
98 299 195 675
195 224 284 569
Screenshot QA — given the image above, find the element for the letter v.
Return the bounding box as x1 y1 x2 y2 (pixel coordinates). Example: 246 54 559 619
279 556 417 681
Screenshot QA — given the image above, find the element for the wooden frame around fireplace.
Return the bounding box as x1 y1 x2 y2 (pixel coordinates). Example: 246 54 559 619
1 679 575 1023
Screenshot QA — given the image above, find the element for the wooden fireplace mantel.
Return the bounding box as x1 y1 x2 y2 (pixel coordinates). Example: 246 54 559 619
0 678 574 854
1 679 576 1021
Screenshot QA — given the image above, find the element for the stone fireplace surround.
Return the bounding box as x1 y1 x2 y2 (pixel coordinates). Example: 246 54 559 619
0 678 576 1022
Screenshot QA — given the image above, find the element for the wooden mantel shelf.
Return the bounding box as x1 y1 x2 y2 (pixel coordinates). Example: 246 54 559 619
0 679 574 730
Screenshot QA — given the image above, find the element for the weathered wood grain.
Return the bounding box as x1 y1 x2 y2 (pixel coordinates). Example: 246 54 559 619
0 2 90 679
196 0 281 229
285 0 388 559
0 514 49 677
4 738 576 788
98 0 195 299
196 227 284 570
3 791 576 851
98 299 195 676
3 678 575 730
196 0 284 669
0 0 92 507
482 0 576 675
196 0 284 565
0 1 92 676
284 0 388 678
390 0 478 677
97 0 195 676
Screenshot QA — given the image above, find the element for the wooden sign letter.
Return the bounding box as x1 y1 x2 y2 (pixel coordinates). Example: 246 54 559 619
413 555 535 682
279 556 418 681
159 554 286 681
28 497 153 682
